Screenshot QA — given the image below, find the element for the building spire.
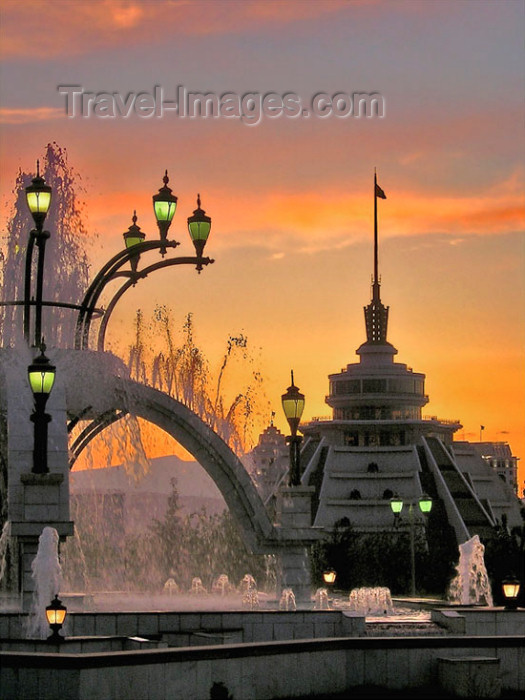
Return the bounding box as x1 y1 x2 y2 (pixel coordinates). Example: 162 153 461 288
364 172 389 343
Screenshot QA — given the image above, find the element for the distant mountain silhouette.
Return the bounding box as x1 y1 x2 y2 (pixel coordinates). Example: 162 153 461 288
71 456 226 523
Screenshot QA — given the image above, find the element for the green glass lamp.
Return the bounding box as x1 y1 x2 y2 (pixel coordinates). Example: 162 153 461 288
418 495 433 514
390 495 404 515
187 194 212 258
153 170 177 253
25 160 52 232
28 347 56 404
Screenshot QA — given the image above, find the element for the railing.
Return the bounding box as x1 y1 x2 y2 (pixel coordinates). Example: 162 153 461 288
422 416 461 425
305 415 461 425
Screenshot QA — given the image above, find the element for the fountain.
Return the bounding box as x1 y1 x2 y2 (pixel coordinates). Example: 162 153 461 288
347 586 394 616
0 521 11 585
163 577 179 595
447 534 493 606
190 577 207 595
279 587 296 611
314 587 330 610
212 574 232 596
240 573 259 609
27 526 62 639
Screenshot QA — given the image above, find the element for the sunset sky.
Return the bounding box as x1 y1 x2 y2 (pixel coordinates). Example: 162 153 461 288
1 1 524 486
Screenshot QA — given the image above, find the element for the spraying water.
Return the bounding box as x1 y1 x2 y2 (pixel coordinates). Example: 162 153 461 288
0 143 92 348
447 535 493 606
190 577 207 595
240 574 259 609
348 587 394 616
212 574 232 596
0 521 11 585
314 587 330 610
279 588 296 611
27 527 62 639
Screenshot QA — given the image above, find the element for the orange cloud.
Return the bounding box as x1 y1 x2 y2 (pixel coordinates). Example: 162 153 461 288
0 107 63 124
0 0 350 59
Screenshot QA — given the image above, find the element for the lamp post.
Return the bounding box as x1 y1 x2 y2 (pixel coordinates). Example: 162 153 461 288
46 594 67 642
24 161 52 347
390 494 432 598
281 371 305 486
28 345 56 474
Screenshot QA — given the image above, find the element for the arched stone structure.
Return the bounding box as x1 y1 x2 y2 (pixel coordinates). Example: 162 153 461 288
2 349 320 605
85 377 276 553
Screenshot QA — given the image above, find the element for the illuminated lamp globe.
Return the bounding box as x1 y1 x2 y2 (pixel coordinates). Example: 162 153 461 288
502 575 520 610
323 570 337 586
123 211 146 249
28 347 56 401
187 194 212 258
281 370 305 435
418 495 433 513
46 595 67 642
25 160 52 231
153 171 177 253
390 496 403 515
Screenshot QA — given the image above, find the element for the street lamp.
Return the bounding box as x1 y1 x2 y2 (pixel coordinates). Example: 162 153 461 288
3 161 214 352
152 170 178 255
122 211 146 273
323 569 337 586
502 575 521 610
24 161 53 347
74 170 214 350
25 160 52 233
28 345 56 474
390 493 433 598
187 194 212 267
281 370 305 486
45 594 67 642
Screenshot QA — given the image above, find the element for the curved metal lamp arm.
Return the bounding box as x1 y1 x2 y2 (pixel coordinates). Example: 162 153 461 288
68 408 127 470
96 255 214 352
75 240 179 349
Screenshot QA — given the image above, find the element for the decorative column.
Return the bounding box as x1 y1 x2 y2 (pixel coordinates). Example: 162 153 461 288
4 350 73 611
274 485 320 605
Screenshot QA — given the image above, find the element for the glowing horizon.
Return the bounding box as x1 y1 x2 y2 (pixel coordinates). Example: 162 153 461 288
0 0 523 488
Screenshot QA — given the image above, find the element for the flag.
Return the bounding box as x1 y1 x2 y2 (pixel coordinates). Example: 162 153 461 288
375 183 386 199
480 425 485 431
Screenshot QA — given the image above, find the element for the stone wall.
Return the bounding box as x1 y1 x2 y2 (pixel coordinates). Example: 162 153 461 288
1 634 523 700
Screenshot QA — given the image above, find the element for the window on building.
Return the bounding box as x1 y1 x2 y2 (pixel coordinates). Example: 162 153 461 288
363 379 387 393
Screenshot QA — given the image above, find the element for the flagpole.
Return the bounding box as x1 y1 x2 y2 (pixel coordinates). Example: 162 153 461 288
374 169 378 290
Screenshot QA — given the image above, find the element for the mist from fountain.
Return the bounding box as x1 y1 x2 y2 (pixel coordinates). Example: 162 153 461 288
27 527 62 639
447 534 493 606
